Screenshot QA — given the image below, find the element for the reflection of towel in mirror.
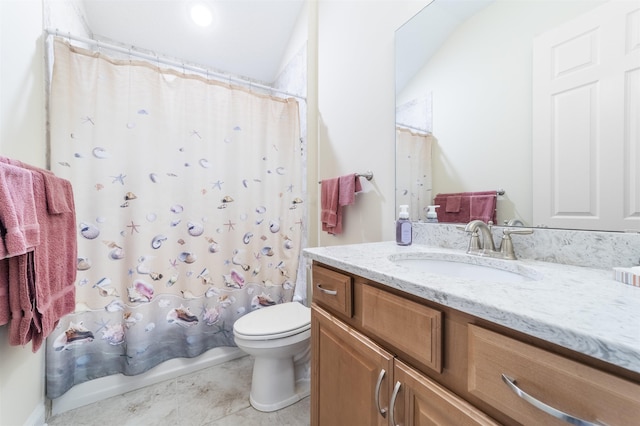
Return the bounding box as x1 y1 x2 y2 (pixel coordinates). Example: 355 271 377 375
434 191 496 224
445 195 461 213
321 174 362 234
470 194 497 223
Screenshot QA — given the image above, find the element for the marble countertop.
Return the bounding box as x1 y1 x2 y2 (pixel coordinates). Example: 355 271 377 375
303 241 640 375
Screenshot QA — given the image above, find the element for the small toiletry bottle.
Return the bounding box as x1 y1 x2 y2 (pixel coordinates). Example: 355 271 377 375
396 205 412 246
426 205 440 223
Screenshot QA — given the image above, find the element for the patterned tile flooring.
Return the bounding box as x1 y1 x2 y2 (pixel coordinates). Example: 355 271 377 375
46 356 310 425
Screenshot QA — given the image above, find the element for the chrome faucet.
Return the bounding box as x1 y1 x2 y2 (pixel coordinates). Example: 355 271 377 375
464 220 497 254
462 220 533 260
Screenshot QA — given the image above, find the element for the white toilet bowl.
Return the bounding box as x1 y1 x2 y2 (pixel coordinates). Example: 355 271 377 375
233 301 311 412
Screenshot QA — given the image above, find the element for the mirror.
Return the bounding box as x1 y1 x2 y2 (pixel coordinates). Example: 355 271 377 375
395 0 612 230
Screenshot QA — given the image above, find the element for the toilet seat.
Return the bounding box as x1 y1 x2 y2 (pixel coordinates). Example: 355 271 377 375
233 302 311 341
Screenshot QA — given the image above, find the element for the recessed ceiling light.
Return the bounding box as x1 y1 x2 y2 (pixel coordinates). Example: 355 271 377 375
190 2 213 27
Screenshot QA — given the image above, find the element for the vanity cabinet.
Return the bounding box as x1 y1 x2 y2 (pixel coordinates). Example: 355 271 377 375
310 262 640 426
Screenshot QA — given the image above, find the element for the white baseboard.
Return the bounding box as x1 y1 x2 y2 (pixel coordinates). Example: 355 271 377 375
25 401 46 426
50 346 245 417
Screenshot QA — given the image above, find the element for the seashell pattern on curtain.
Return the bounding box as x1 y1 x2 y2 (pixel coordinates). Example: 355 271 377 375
45 39 304 398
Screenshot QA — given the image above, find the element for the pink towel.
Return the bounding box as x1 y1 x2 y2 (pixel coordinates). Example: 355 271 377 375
0 156 71 215
0 162 40 259
29 170 77 352
321 174 362 235
321 177 340 231
338 174 362 207
470 194 497 223
434 191 496 224
7 251 37 347
445 195 461 213
0 156 77 352
0 259 9 326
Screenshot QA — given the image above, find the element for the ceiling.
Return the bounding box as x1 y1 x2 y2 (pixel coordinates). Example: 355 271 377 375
81 0 306 84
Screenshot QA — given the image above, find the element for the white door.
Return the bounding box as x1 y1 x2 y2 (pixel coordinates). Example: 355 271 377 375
533 0 640 231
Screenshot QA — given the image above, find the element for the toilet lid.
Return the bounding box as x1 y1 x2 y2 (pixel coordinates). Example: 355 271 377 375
233 302 310 338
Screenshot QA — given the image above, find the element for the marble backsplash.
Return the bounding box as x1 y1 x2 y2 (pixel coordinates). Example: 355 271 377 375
413 222 640 271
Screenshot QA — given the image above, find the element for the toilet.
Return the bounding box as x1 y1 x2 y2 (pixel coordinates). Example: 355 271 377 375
233 301 311 412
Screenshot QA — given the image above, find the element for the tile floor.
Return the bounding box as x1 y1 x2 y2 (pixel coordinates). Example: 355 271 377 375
46 355 310 426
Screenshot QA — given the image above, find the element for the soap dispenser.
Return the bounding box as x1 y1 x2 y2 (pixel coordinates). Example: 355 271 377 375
425 205 440 223
396 205 412 246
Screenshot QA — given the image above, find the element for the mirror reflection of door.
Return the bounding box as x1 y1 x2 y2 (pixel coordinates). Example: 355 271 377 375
532 0 640 231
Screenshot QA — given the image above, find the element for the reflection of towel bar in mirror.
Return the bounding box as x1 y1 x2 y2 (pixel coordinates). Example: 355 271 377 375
318 171 373 184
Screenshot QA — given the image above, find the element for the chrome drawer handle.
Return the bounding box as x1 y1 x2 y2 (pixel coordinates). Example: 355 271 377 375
389 381 402 426
501 374 605 426
316 283 337 296
374 369 387 416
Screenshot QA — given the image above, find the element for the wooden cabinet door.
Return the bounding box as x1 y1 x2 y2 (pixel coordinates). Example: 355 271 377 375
312 305 394 426
392 360 499 426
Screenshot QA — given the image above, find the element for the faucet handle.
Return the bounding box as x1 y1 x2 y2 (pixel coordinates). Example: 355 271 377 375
500 228 533 260
503 227 533 236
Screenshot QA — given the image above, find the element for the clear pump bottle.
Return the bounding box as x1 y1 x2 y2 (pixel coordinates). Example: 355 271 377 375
396 205 412 246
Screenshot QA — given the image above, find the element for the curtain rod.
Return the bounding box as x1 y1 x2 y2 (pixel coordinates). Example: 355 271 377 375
396 123 431 134
44 28 306 102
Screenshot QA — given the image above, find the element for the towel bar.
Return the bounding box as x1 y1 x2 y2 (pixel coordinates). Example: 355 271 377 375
318 171 373 184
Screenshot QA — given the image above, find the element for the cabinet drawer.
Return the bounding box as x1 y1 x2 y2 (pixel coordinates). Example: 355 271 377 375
362 285 442 373
468 324 640 426
312 264 353 318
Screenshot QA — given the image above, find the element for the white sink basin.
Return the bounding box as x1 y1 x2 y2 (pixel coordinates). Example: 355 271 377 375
389 253 541 283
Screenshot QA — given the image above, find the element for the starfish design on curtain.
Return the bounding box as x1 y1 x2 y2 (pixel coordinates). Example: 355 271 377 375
111 173 126 185
127 221 140 234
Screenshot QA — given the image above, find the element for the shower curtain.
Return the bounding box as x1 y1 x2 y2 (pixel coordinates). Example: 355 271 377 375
396 127 434 221
45 39 304 399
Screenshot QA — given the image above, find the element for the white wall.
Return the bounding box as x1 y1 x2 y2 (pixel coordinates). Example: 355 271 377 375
1 1 90 424
0 1 47 424
315 0 427 246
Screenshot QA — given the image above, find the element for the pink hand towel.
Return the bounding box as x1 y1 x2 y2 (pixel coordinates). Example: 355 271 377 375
0 258 9 326
434 193 470 224
7 251 37 347
29 170 77 352
470 194 497 223
321 177 340 233
321 174 363 235
338 174 362 207
445 195 461 213
0 162 40 259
